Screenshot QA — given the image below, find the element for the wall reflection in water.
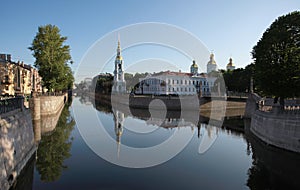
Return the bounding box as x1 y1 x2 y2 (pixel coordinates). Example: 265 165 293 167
8 155 35 190
245 119 300 189
35 101 75 182
10 100 75 190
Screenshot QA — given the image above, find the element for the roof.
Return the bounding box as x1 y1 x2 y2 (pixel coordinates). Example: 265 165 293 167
151 71 193 77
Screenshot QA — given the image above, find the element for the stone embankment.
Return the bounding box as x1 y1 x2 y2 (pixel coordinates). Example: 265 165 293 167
246 93 300 153
0 107 36 190
0 93 68 190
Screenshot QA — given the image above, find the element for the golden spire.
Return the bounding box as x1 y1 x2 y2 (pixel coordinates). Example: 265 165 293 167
116 33 123 60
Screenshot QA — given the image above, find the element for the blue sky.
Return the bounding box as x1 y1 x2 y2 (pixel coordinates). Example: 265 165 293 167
0 0 299 81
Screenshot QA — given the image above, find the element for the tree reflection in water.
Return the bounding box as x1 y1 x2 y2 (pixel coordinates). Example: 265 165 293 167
35 102 75 182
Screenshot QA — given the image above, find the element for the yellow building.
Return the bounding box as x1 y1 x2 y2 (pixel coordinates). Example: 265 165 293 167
0 54 42 96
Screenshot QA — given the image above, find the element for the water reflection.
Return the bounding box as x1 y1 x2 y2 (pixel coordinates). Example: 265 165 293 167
9 156 35 190
35 102 75 182
93 96 223 158
90 95 300 189
245 127 300 189
10 94 299 189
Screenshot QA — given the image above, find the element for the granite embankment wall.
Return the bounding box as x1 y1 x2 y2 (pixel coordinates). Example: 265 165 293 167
250 109 300 153
246 93 300 153
0 109 36 190
30 93 67 137
0 94 68 190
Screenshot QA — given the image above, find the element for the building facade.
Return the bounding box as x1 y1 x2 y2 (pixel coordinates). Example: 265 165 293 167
0 54 42 96
134 60 216 97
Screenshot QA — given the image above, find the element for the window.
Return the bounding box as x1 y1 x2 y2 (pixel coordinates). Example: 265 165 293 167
168 79 170 84
185 80 187 85
193 81 195 85
181 80 183 84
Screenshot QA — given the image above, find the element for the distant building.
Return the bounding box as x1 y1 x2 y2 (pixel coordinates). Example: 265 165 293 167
207 53 218 73
112 38 126 93
134 60 216 97
226 57 235 71
0 53 42 96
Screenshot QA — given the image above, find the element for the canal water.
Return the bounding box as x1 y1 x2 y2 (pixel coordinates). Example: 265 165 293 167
11 97 300 190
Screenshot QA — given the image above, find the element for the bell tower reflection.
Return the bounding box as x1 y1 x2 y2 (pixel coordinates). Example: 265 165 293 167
113 109 124 157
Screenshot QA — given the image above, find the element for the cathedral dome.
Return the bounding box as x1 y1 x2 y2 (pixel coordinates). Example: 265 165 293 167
227 57 234 67
191 60 198 68
190 60 198 74
207 53 216 65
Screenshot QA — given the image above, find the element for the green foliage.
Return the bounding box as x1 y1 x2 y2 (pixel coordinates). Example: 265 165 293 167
222 64 254 93
92 72 148 94
125 72 148 91
29 24 74 91
93 74 113 94
252 11 300 99
36 103 75 182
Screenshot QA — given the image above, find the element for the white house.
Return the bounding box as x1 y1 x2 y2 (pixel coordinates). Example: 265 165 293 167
134 60 216 97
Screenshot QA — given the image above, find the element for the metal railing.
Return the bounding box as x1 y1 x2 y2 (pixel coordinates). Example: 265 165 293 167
0 96 24 114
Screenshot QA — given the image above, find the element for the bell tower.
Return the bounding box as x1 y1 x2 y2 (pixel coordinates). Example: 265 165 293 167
113 36 126 93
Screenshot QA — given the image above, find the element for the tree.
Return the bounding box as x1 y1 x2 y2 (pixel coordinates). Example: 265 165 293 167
221 64 254 93
29 24 74 92
252 11 300 106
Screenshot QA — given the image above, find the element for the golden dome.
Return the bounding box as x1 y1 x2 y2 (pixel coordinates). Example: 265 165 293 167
191 60 198 68
116 55 123 60
227 57 234 66
208 53 216 65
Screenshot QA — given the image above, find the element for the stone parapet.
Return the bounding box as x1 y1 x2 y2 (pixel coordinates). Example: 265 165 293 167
250 110 300 153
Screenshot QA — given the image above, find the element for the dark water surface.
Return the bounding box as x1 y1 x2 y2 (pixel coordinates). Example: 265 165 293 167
11 97 300 190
